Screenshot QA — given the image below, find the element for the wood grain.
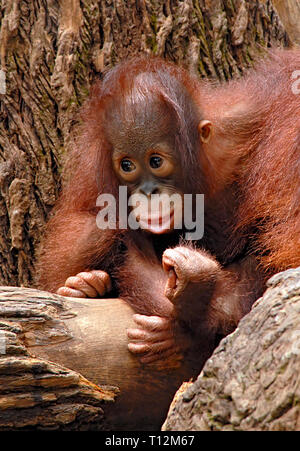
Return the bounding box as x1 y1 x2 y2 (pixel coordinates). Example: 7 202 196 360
0 287 188 430
272 0 300 46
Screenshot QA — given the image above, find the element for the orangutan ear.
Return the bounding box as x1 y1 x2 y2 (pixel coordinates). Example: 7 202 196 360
199 120 212 143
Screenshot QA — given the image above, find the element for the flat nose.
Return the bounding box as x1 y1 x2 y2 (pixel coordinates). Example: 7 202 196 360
139 181 159 197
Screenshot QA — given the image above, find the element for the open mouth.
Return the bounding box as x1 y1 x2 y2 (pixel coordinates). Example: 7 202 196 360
139 209 175 234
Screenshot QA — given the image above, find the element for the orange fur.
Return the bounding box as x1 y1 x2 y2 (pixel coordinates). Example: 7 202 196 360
36 51 299 361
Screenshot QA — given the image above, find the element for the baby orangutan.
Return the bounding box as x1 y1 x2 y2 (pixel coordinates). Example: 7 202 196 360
37 50 300 373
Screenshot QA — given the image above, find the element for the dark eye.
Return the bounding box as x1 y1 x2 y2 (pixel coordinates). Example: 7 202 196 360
149 155 163 169
121 159 136 173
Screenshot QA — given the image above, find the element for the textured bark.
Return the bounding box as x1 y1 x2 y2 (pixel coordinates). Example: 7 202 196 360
0 0 287 287
0 287 117 430
163 268 300 431
0 287 188 430
272 0 300 47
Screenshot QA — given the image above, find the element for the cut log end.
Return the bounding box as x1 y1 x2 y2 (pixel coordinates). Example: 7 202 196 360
0 287 189 430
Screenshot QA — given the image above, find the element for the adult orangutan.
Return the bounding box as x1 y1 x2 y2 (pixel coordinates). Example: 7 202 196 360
36 50 300 373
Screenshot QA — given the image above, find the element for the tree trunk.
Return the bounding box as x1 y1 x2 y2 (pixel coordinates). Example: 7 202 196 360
0 0 287 287
0 288 118 430
163 268 300 431
272 0 300 47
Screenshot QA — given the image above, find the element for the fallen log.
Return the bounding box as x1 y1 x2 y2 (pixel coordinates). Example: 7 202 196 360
0 287 188 430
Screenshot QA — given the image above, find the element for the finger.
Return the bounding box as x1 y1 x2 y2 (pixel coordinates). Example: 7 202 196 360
133 314 171 332
162 253 175 272
166 269 177 289
127 327 172 343
174 247 191 259
65 275 98 298
163 248 190 272
127 342 151 354
91 270 112 292
57 286 87 298
77 271 107 296
128 339 174 355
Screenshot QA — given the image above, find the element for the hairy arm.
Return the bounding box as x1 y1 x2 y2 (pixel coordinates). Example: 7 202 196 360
35 209 120 295
163 246 265 339
124 244 265 370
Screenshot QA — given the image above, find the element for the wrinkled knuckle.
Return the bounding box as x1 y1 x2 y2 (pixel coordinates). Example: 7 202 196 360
128 342 150 354
163 249 174 261
177 247 190 259
157 316 169 327
142 344 151 353
89 274 98 285
79 271 93 281
101 272 110 282
65 276 79 286
151 317 160 327
127 328 145 340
